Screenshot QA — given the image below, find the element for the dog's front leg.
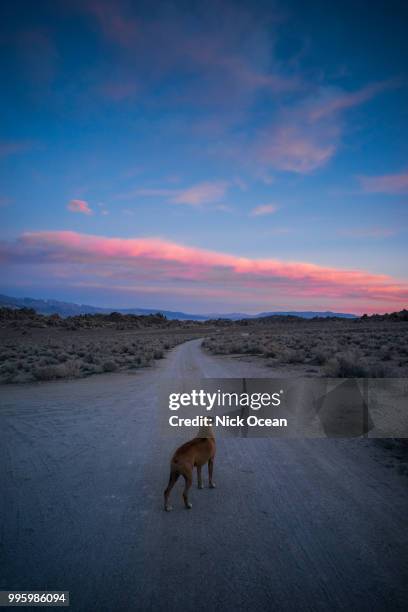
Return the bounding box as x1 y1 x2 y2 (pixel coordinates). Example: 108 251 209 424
208 458 216 488
197 465 203 489
182 471 193 509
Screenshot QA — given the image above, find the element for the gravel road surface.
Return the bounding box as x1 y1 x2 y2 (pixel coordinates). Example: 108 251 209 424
1 339 407 611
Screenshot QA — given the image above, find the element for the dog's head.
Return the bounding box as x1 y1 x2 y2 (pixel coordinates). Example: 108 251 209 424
198 416 215 438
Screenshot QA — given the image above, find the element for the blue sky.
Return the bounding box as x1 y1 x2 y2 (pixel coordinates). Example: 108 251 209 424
0 0 407 313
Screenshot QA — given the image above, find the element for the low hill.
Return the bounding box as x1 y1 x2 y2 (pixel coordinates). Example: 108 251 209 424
0 294 357 321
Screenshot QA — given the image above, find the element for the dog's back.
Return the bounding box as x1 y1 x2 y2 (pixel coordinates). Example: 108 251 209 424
171 435 215 469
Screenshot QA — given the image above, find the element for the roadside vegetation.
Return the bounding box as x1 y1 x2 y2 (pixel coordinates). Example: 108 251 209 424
0 308 206 384
202 315 408 378
1 307 407 383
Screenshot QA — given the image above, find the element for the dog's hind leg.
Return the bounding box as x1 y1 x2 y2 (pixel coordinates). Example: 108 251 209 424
208 458 216 488
197 465 203 489
182 470 193 509
164 470 179 511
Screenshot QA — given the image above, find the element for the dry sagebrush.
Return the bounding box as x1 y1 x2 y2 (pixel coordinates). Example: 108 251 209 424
202 324 408 378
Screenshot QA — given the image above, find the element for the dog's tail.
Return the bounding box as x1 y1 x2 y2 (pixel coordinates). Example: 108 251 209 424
165 464 180 489
164 465 180 510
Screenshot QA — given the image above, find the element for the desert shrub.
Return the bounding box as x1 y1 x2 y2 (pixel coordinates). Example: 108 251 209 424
10 372 34 383
249 344 264 354
311 350 330 365
212 345 227 355
102 360 118 372
366 363 392 378
128 360 140 369
262 347 275 358
279 348 306 364
0 362 19 375
324 352 367 377
33 359 82 381
289 349 306 363
62 360 82 377
81 363 102 375
379 345 392 361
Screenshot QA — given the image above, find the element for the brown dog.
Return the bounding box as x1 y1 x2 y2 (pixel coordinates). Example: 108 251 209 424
164 423 216 511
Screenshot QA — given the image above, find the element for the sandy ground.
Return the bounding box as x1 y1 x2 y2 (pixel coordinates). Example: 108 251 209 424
1 339 407 611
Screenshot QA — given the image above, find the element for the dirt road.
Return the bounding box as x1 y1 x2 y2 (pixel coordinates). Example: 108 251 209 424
1 339 407 611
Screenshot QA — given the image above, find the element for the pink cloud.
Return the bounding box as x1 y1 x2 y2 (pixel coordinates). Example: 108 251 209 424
170 181 229 206
116 181 229 207
358 171 408 194
1 231 407 312
256 125 336 174
67 200 93 215
250 203 279 216
251 80 395 175
308 80 399 121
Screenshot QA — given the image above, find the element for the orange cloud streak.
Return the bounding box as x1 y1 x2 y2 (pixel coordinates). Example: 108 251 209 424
1 231 406 311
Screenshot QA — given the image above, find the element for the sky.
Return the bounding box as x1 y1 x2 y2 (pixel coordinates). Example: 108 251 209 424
0 0 407 314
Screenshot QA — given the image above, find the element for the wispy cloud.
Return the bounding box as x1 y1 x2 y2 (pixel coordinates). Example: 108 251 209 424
358 170 408 194
339 227 396 239
96 202 109 216
307 80 399 122
77 0 303 114
116 188 175 201
0 140 34 158
80 0 139 49
67 199 93 215
1 231 407 311
250 203 279 216
116 181 229 207
252 80 396 174
170 181 228 206
255 124 336 173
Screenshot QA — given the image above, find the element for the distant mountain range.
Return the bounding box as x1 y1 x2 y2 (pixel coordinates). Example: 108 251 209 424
0 293 357 320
